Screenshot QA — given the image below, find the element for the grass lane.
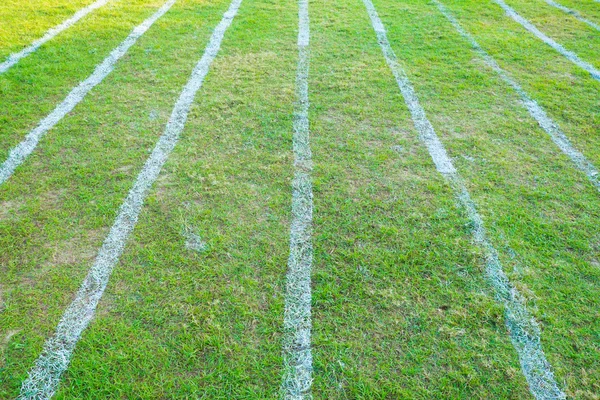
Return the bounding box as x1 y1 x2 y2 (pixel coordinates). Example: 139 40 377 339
439 0 600 175
499 0 600 67
364 0 563 396
491 0 600 82
0 0 236 396
432 0 600 192
0 0 170 163
373 0 599 396
543 0 600 32
0 0 110 74
1 0 597 397
0 0 177 187
553 0 600 21
308 0 534 397
0 0 96 59
54 0 298 397
18 0 241 395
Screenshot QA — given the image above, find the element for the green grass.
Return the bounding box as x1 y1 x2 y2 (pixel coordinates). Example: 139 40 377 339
0 0 95 58
0 0 598 398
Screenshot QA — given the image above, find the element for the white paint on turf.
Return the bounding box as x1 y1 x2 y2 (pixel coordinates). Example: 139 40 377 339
0 0 177 187
493 0 600 81
361 0 566 398
281 0 313 398
433 0 600 192
0 0 110 74
17 0 242 397
545 0 600 31
183 230 208 253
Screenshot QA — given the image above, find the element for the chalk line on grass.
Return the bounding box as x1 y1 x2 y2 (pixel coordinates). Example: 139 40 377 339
493 0 600 81
0 0 176 187
183 230 208 253
545 0 600 31
361 0 566 398
433 0 600 192
0 0 110 74
17 0 242 397
281 0 313 398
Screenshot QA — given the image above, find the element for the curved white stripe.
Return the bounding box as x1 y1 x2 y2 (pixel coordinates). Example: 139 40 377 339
17 0 242 397
0 0 177 187
545 0 600 31
281 0 313 398
361 0 566 398
0 0 110 74
493 0 600 81
433 0 600 192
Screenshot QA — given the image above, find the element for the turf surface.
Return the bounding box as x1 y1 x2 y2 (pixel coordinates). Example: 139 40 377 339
0 0 598 398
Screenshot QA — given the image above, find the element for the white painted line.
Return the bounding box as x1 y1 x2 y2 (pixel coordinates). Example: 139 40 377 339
281 0 313 398
0 0 110 74
433 0 600 192
17 0 242 397
545 0 600 31
360 0 566 398
0 0 176 188
493 0 600 81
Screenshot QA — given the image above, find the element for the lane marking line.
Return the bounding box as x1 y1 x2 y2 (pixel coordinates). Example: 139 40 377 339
361 0 566 398
493 0 600 81
281 0 313 398
17 0 242 397
0 0 177 187
434 0 600 192
545 0 600 31
0 0 110 74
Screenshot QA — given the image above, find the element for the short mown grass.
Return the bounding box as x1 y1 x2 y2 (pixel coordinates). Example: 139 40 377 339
0 0 95 59
1 0 598 398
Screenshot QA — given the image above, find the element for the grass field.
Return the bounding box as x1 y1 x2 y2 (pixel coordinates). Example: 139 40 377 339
0 0 598 398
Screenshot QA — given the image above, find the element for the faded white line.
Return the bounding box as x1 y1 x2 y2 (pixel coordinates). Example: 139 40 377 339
545 0 600 31
0 0 110 74
493 0 600 81
183 230 208 253
281 0 313 398
17 0 242 397
361 0 566 398
433 0 600 191
0 0 176 187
